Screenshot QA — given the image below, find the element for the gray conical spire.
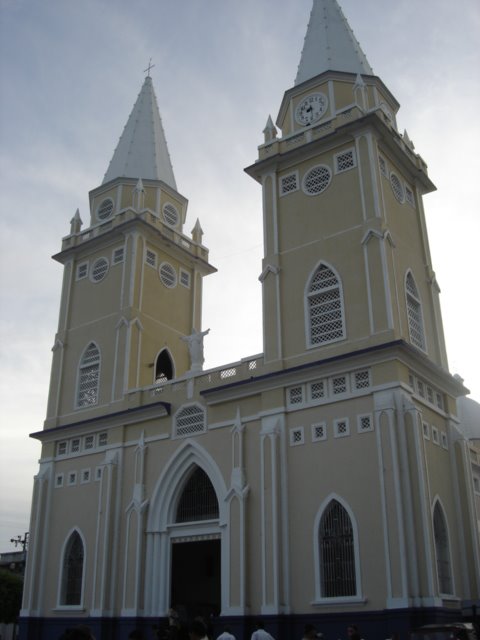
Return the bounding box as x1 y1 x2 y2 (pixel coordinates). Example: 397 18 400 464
103 76 177 189
295 0 373 85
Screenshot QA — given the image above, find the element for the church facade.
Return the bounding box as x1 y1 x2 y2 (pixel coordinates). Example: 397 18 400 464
20 1 480 639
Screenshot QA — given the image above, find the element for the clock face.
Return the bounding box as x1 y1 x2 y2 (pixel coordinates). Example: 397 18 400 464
295 92 328 126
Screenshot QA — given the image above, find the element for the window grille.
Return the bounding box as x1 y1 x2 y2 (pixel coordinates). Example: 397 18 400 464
406 273 426 350
77 343 100 408
312 423 327 442
423 422 430 440
379 156 387 177
334 419 350 438
55 474 64 488
319 500 357 597
57 442 67 456
61 531 84 605
433 503 453 594
180 269 190 288
97 198 114 221
71 439 80 453
68 472 77 486
310 381 325 400
390 172 405 203
280 173 298 195
290 427 304 446
98 432 107 447
175 467 219 523
307 264 345 345
288 386 304 405
220 367 237 379
84 435 94 450
175 404 206 437
146 249 157 267
159 262 177 288
417 379 425 398
81 469 90 484
441 433 448 450
405 186 415 207
112 247 124 264
76 263 88 280
332 376 347 395
90 258 109 283
353 370 370 390
163 203 179 226
335 149 355 173
302 165 332 195
436 393 444 410
358 415 373 432
427 386 434 404
432 427 439 445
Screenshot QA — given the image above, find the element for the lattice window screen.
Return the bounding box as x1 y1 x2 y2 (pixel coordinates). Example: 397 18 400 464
175 404 206 437
175 467 219 522
77 343 100 408
319 500 357 597
406 273 426 350
307 264 345 345
303 165 332 195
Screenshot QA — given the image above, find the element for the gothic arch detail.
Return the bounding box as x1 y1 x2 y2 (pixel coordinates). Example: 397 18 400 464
305 262 345 348
58 529 85 606
76 342 100 408
432 498 454 595
154 348 175 383
405 271 426 351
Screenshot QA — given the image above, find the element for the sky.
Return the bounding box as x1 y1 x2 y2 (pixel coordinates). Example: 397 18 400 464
0 0 479 552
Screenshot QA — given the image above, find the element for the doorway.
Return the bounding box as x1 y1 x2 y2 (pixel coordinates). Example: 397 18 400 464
170 539 221 622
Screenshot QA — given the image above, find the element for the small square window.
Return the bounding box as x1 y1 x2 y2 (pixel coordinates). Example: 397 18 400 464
280 172 299 196
423 422 430 440
146 249 157 268
71 439 80 453
84 435 94 450
432 427 439 445
441 432 448 450
332 376 347 395
427 386 434 404
379 156 387 177
95 466 103 482
81 469 91 484
353 370 370 390
112 247 124 264
290 427 304 446
309 380 325 401
57 441 68 456
180 269 191 288
334 418 350 438
288 386 304 406
68 472 77 486
335 149 356 174
55 473 64 488
405 186 415 208
98 432 108 447
311 422 327 442
76 262 88 280
436 393 444 410
417 380 425 398
357 414 373 433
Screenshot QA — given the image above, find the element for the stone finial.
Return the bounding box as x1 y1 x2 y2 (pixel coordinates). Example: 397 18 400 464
70 208 83 235
191 218 204 245
133 178 145 211
354 73 366 89
263 115 278 143
403 130 415 150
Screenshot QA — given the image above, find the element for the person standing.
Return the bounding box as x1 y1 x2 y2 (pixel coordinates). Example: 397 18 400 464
216 626 236 640
251 620 276 640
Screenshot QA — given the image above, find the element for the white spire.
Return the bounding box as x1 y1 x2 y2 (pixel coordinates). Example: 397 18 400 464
103 76 177 189
295 0 373 85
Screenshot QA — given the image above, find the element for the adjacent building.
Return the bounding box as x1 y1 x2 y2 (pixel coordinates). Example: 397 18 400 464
20 1 480 638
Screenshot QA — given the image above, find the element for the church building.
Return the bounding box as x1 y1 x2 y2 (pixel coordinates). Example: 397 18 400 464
20 1 480 638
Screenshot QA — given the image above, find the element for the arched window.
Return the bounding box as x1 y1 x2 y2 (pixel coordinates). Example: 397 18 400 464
77 342 100 408
174 404 206 438
155 349 174 383
307 264 345 347
319 500 357 597
433 502 453 595
175 466 219 523
405 272 426 351
60 531 84 605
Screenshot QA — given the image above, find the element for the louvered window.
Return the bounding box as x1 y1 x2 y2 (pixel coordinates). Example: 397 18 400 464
433 503 453 595
307 264 345 346
77 343 100 408
319 500 357 597
61 531 84 605
175 404 206 437
302 165 332 195
159 262 177 288
175 467 219 523
406 273 426 351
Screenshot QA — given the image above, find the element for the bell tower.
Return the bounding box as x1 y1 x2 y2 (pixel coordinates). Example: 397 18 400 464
246 0 448 373
46 75 215 428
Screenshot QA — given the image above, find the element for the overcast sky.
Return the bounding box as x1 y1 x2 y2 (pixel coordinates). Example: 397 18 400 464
0 0 479 551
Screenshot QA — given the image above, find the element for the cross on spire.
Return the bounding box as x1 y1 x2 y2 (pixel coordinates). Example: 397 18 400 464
144 58 155 77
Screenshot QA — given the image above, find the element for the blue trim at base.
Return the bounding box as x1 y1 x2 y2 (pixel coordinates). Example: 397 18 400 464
19 607 476 640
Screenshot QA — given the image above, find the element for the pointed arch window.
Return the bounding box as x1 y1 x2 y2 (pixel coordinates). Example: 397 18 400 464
175 466 219 523
60 531 84 606
406 272 426 351
307 264 345 347
77 343 100 408
433 502 453 595
319 500 357 597
154 349 174 384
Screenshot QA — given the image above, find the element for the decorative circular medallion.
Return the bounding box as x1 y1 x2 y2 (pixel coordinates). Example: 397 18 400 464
163 203 179 227
97 198 114 221
90 257 109 283
159 262 177 288
302 165 332 196
390 173 404 203
295 92 328 126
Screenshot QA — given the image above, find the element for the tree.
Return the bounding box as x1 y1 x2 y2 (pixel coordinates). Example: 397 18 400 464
0 569 23 624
